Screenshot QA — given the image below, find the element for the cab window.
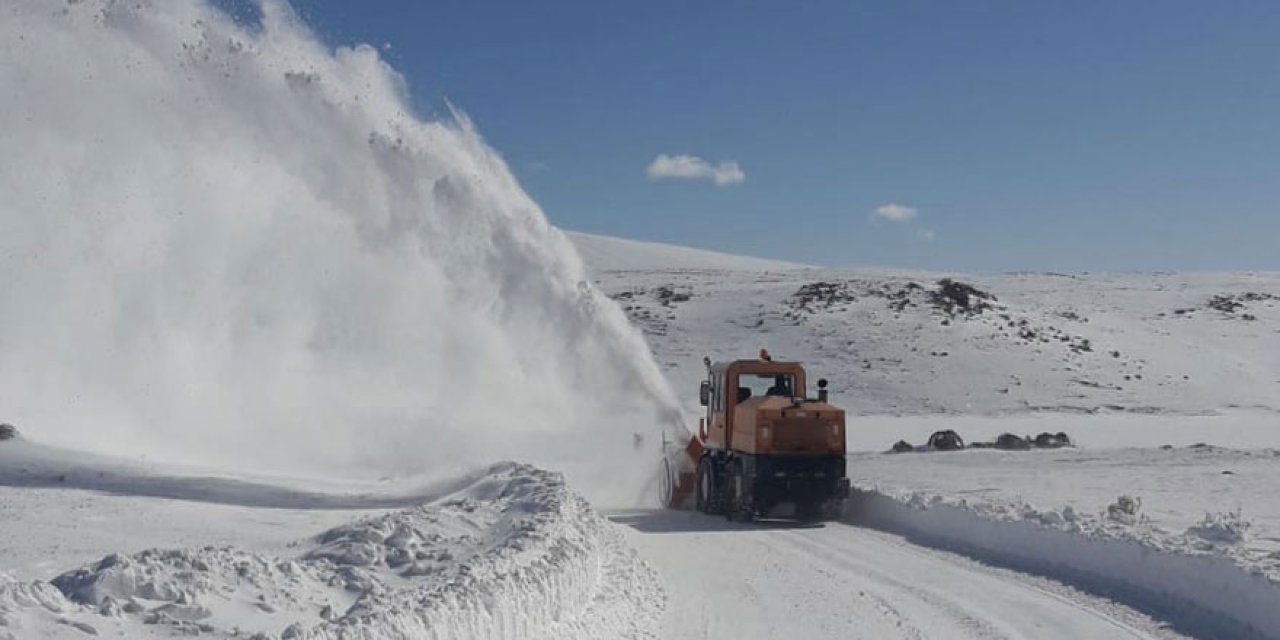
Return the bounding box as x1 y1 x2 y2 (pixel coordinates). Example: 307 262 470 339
738 373 796 400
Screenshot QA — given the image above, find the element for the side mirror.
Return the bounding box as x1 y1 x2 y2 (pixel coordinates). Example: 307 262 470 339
818 379 828 389
699 381 710 407
817 378 829 403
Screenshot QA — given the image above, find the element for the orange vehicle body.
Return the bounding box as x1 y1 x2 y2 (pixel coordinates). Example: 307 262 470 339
660 353 849 521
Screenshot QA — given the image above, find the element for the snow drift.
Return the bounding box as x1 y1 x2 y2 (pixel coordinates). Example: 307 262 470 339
0 463 663 640
0 0 680 502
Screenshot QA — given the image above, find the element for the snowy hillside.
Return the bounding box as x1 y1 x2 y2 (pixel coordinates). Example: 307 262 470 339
573 240 1280 421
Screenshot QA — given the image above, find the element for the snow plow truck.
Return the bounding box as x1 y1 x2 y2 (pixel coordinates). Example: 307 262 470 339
659 350 849 521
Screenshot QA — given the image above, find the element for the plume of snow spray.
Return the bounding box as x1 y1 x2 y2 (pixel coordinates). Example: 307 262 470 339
0 0 684 505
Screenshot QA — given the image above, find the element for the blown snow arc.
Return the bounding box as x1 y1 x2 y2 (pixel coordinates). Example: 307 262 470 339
0 0 679 503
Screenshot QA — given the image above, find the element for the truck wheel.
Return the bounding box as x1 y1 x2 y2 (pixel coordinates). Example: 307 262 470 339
724 463 753 522
658 457 676 508
696 458 718 514
694 458 708 512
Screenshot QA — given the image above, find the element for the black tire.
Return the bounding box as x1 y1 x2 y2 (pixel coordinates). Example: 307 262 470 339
695 458 712 513
658 457 676 508
724 461 754 522
696 457 722 514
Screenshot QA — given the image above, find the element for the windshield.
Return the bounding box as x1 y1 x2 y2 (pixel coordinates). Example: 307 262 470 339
737 373 797 401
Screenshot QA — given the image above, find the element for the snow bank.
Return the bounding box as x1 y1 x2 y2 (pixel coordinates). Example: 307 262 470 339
0 0 679 503
847 484 1280 640
0 464 662 640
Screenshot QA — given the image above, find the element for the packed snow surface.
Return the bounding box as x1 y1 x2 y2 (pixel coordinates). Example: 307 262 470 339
0 0 679 503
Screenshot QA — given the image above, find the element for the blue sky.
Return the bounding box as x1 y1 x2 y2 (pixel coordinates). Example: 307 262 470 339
265 1 1277 271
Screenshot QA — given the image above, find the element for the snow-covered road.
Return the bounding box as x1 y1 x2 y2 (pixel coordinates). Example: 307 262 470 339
615 510 1180 640
5 436 1271 639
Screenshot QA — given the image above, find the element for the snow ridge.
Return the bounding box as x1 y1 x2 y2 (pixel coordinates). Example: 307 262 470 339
0 463 662 640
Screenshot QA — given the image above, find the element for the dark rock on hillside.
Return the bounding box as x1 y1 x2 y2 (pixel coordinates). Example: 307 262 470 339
1208 295 1246 314
927 429 965 451
891 430 1074 453
1172 292 1275 320
789 281 857 313
930 279 997 318
1208 292 1276 319
868 281 924 312
0 423 17 441
653 285 692 307
994 433 1031 450
1034 432 1073 448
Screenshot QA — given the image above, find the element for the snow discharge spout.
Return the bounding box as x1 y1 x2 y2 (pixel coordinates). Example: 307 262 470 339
0 0 682 505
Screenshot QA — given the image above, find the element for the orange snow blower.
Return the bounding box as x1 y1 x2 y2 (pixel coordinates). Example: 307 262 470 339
659 351 849 521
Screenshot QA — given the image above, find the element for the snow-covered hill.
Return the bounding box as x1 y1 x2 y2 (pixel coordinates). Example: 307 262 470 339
572 234 1280 422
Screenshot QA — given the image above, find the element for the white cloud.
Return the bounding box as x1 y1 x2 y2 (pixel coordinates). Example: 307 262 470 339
871 203 918 223
646 154 745 186
917 228 937 242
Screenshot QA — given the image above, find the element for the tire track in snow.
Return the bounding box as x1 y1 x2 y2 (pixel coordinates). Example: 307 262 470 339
762 535 934 640
871 528 1176 639
773 530 1013 640
615 511 925 640
776 524 1169 640
616 510 1181 640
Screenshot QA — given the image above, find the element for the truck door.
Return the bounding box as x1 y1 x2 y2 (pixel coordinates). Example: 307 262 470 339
708 371 729 448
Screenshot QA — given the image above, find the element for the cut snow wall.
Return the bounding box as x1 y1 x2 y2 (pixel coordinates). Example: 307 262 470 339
847 489 1280 640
